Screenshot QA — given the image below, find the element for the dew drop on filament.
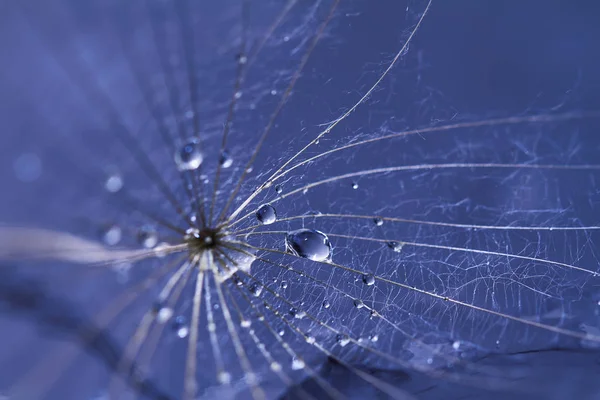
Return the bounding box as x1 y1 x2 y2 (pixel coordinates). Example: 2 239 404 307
285 229 332 262
291 357 305 370
102 224 122 246
362 274 375 286
104 173 123 193
219 151 233 168
256 204 277 225
175 139 203 171
387 241 404 252
138 225 158 249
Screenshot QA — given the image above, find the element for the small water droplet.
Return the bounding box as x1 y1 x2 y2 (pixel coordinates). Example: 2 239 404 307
175 139 203 171
13 152 42 183
279 329 285 336
281 281 288 289
387 241 404 252
156 307 173 323
370 334 379 342
217 371 231 385
185 227 200 240
270 362 282 372
105 173 123 193
291 357 305 370
373 217 384 226
138 225 158 249
354 299 364 309
362 274 375 286
285 229 332 262
270 89 277 95
102 224 122 246
306 335 316 344
322 300 331 309
249 283 263 297
241 319 251 328
153 242 170 258
275 185 283 194
219 151 233 168
336 334 350 347
452 341 461 350
236 53 248 64
256 204 277 225
351 182 358 189
173 316 189 338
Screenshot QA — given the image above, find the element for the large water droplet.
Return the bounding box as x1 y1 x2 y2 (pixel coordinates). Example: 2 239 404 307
285 229 332 262
256 204 277 225
175 139 203 171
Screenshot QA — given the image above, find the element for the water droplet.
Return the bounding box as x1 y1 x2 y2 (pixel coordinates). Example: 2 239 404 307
373 217 384 226
236 53 248 64
281 281 288 289
241 319 251 328
275 185 283 194
173 316 189 338
138 225 158 249
102 224 122 246
285 229 332 262
156 307 174 323
353 299 364 309
387 241 404 252
362 274 375 286
270 362 282 372
306 335 316 344
452 341 461 350
154 242 170 258
336 334 350 347
351 182 358 189
185 227 200 240
217 371 231 385
249 283 263 297
256 204 277 225
279 329 285 336
175 139 203 171
322 300 331 309
270 89 277 95
13 152 42 183
105 173 123 193
291 357 305 370
370 334 379 342
219 151 233 168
